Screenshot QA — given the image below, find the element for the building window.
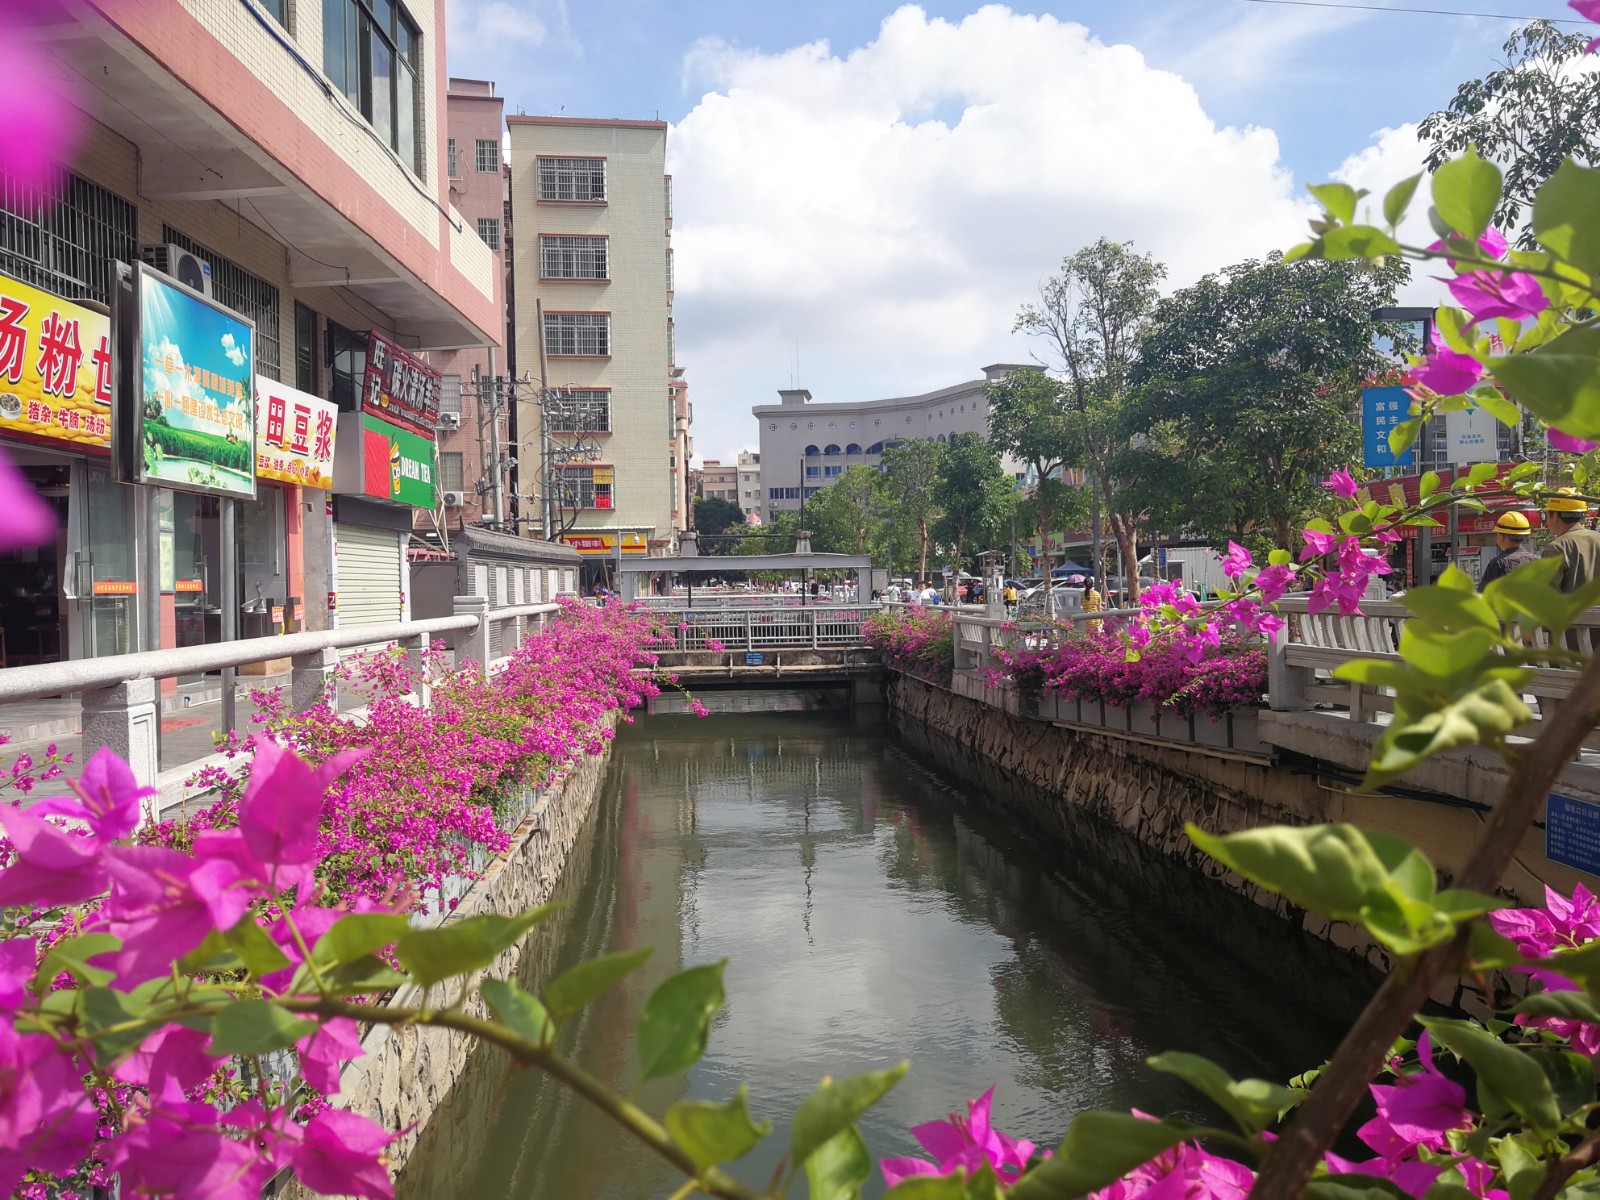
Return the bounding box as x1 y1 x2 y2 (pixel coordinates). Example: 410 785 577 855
164 226 282 381
768 487 800 501
554 466 613 509
476 217 501 251
0 169 137 307
666 249 674 292
447 138 458 177
824 465 842 477
823 444 841 456
543 312 609 357
321 0 422 173
546 388 611 433
327 321 363 411
261 0 289 25
440 451 464 492
294 302 319 395
845 443 861 454
806 466 819 477
475 138 500 173
439 374 462 414
803 445 819 457
540 235 608 279
537 156 606 202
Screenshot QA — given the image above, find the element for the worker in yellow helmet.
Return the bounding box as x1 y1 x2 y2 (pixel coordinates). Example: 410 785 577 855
1478 510 1539 590
1543 489 1600 593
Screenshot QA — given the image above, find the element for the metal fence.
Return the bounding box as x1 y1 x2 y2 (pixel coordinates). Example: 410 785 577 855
667 606 874 650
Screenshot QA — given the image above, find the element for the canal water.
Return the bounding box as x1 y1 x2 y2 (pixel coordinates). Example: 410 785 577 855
400 706 1373 1199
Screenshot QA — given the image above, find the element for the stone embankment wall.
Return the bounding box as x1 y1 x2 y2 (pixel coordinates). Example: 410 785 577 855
886 674 1510 1017
277 712 618 1197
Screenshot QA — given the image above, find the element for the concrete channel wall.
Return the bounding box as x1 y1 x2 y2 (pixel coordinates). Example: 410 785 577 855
883 672 1558 1020
277 711 619 1196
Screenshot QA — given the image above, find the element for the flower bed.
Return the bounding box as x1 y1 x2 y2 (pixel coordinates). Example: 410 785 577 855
864 605 955 685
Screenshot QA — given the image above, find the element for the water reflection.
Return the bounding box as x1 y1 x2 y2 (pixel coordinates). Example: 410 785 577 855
401 709 1371 1199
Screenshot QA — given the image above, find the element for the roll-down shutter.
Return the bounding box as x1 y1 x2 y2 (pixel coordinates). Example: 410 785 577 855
335 524 401 629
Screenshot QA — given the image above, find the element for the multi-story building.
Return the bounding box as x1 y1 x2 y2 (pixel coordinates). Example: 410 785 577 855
426 78 507 535
0 0 501 668
670 367 691 532
752 366 1029 516
736 450 762 521
697 460 737 502
506 116 680 566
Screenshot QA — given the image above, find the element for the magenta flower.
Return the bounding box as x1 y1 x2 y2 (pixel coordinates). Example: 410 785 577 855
288 1109 395 1200
114 1024 223 1094
236 738 363 881
1219 541 1252 580
97 845 253 984
1322 468 1359 498
1300 529 1337 561
1447 268 1548 323
0 449 54 552
0 806 107 907
1427 226 1509 267
1354 1034 1471 1165
880 1087 1040 1188
298 1016 364 1095
0 937 34 1008
27 746 154 840
1573 0 1600 50
1254 563 1296 603
1549 428 1599 455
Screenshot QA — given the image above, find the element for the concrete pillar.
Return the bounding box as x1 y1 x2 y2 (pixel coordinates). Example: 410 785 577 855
81 678 159 793
290 646 339 712
405 632 432 709
453 595 491 672
1266 622 1311 711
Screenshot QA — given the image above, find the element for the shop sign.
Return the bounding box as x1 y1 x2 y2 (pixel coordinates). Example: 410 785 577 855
334 412 436 508
362 331 440 436
175 579 204 593
92 580 137 596
131 265 256 498
0 270 112 451
1444 402 1499 465
293 602 305 624
561 531 648 556
1361 387 1415 469
255 376 336 489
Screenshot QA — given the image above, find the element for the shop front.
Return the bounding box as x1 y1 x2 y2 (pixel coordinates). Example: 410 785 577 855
560 530 647 593
331 409 437 628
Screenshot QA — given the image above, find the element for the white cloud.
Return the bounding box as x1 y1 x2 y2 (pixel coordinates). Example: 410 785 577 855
670 5 1331 462
447 0 552 50
1329 122 1445 307
221 331 245 367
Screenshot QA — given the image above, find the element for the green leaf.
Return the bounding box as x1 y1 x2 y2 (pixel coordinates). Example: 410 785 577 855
1431 148 1502 241
1322 225 1402 260
882 1178 971 1200
1366 679 1532 784
1533 159 1600 275
1383 173 1423 229
1006 1112 1200 1199
394 903 562 989
637 960 727 1081
1419 471 1440 499
805 1125 872 1200
1421 1016 1560 1132
1505 460 1543 484
1389 418 1423 455
1396 626 1494 679
1529 1047 1595 1119
313 913 414 968
1475 389 1522 428
79 985 165 1061
224 918 291 980
1146 1051 1304 1135
1267 549 1292 567
1308 182 1360 225
208 999 318 1056
1304 1177 1411 1199
1186 823 1407 920
665 1085 771 1170
35 933 119 992
1331 659 1414 690
1509 990 1600 1022
543 946 653 1020
1466 461 1499 487
791 1064 909 1171
1491 326 1600 439
481 977 554 1047
1397 584 1499 635
319 956 408 994
1467 923 1526 973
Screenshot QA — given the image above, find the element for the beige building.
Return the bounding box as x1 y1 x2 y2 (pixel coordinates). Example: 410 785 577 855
698 460 738 502
736 450 762 520
507 116 679 559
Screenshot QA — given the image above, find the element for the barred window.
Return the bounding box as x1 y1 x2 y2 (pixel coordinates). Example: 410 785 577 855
543 312 609 357
554 466 612 510
164 225 282 381
540 235 607 280
546 388 611 433
447 138 458 177
538 156 606 202
0 169 137 307
475 139 500 173
476 217 501 251
439 374 462 414
439 451 464 492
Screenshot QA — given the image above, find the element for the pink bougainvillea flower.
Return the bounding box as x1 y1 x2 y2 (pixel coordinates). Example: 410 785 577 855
1490 882 1600 957
108 1091 270 1200
0 449 54 552
1447 268 1548 323
1322 468 1359 499
1549 428 1600 455
1254 563 1296 604
1356 1034 1472 1163
289 1109 396 1200
1572 0 1600 50
0 806 107 907
881 1087 1040 1188
298 1016 365 1095
1411 346 1483 397
1427 226 1510 267
114 1024 223 1094
96 845 253 984
1300 529 1337 561
0 937 34 1008
28 745 154 840
237 738 364 873
1219 541 1252 580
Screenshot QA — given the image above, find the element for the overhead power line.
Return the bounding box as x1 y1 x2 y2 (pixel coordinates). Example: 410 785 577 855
1240 0 1588 23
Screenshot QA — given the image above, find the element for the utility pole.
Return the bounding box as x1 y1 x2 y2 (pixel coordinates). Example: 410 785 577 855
486 346 504 527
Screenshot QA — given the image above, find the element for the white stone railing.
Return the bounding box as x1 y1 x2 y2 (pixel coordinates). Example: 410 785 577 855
665 605 876 650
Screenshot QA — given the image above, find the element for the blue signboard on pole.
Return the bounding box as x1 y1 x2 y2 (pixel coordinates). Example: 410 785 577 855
1547 793 1600 876
1362 386 1415 469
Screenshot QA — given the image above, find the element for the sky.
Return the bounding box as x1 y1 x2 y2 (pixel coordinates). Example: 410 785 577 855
445 0 1591 465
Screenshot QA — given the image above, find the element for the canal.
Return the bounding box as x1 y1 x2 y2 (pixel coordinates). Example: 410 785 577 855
399 706 1373 1199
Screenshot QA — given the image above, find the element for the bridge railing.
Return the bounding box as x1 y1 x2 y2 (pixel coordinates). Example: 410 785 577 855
665 606 876 651
0 596 563 811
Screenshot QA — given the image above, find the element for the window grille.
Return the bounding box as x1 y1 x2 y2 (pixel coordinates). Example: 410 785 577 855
543 312 609 356
538 157 606 202
439 374 462 414
447 139 458 177
440 451 464 492
545 389 610 433
554 466 612 509
164 225 282 381
475 217 501 251
475 139 500 173
540 235 607 279
0 170 136 306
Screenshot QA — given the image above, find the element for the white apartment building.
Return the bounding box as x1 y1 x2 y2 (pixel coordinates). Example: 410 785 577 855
507 116 678 561
736 450 763 521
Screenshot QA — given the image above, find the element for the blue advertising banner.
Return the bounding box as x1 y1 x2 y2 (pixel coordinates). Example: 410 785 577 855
136 264 256 498
1362 386 1414 469
1547 793 1600 876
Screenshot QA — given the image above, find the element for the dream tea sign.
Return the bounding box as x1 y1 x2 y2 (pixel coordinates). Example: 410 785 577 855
129 264 256 498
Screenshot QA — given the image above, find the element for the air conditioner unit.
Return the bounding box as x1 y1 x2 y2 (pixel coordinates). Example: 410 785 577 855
442 490 466 507
140 243 214 297
437 412 462 430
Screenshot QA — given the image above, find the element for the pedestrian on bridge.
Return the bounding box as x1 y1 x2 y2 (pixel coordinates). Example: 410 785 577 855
1478 511 1539 590
1544 490 1600 593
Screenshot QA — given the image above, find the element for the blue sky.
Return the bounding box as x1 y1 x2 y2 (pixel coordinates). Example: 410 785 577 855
446 0 1591 463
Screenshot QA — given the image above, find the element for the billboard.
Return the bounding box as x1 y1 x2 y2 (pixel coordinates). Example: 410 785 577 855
334 411 436 508
362 331 441 435
131 264 256 497
1361 386 1414 469
1444 402 1499 465
561 532 648 556
255 376 336 489
0 270 112 452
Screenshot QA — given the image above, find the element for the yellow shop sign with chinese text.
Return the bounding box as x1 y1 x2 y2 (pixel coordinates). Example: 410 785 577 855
0 271 112 452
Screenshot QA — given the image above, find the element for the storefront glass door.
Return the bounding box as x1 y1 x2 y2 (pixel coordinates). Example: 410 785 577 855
77 464 139 658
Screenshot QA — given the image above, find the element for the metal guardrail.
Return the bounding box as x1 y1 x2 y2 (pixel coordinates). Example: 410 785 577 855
667 606 876 650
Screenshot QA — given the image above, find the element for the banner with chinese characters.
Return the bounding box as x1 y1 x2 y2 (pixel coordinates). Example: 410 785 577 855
1361 386 1415 469
0 271 112 451
362 331 440 435
254 376 336 489
135 265 256 498
561 531 648 556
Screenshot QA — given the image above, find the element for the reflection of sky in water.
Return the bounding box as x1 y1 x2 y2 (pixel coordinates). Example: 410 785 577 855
403 710 1370 1200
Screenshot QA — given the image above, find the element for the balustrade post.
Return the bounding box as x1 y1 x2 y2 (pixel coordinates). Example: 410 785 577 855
1266 622 1311 711
81 678 159 794
453 595 492 673
745 611 753 651
289 646 338 712
405 632 432 709
811 611 819 649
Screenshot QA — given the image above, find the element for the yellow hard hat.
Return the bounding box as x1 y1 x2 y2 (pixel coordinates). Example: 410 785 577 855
1545 488 1590 514
1493 510 1532 536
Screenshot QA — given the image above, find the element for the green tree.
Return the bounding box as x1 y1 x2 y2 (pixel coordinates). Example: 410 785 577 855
1015 238 1165 600
879 439 942 581
1129 253 1408 548
985 367 1085 577
1418 19 1600 246
691 496 745 556
934 433 1011 576
802 465 882 555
